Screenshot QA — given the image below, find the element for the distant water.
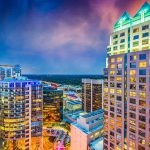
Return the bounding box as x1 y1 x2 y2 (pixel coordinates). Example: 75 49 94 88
24 75 103 85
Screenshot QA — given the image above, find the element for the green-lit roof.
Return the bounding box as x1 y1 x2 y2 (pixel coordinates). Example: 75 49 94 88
114 2 150 30
114 11 131 29
133 2 150 19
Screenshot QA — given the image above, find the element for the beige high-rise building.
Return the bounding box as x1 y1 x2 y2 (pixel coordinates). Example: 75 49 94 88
103 2 150 150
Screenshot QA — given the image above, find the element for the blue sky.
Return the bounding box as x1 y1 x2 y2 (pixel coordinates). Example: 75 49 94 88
0 0 149 74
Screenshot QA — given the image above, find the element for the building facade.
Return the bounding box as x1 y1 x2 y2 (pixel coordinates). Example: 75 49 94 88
43 84 63 126
103 2 150 150
82 79 103 113
0 65 21 80
71 109 104 150
0 78 43 150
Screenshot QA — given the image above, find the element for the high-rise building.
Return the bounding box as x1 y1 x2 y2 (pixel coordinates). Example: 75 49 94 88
71 109 104 150
43 84 63 126
0 77 43 150
0 64 21 80
82 79 103 113
103 2 150 150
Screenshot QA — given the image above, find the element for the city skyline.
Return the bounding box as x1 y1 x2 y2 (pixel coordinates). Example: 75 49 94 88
1 0 149 74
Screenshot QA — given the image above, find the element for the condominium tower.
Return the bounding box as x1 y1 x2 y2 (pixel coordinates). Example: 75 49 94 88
103 2 150 150
0 77 43 150
82 79 103 113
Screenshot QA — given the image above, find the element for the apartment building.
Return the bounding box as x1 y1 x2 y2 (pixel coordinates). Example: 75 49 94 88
103 2 150 150
0 77 43 150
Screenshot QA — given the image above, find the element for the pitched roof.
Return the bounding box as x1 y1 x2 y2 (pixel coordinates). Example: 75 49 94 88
133 2 150 18
114 11 131 28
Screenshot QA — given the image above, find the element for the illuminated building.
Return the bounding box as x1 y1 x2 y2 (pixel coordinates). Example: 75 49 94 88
0 64 21 80
82 79 103 113
65 100 82 113
43 84 63 126
71 109 104 150
0 77 43 150
103 2 150 150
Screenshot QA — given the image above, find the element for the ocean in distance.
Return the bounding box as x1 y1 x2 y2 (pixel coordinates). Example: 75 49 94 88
24 74 104 86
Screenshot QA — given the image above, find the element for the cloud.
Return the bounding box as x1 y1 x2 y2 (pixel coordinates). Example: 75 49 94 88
1 0 149 74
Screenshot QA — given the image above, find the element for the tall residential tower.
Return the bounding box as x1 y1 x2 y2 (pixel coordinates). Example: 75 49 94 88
103 2 150 150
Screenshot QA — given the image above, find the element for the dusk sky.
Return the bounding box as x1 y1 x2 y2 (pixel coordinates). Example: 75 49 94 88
1 0 150 74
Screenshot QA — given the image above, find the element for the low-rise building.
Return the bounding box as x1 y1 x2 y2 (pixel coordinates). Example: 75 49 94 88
71 109 104 150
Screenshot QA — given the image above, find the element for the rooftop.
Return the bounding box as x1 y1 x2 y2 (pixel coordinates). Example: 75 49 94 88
67 100 82 105
114 2 150 31
72 122 103 135
81 109 104 119
0 76 41 84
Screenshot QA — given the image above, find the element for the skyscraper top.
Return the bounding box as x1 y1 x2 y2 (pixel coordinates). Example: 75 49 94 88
114 2 150 31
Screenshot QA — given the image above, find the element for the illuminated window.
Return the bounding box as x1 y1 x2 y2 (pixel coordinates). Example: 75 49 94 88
110 58 115 63
110 71 115 75
110 64 115 69
116 77 122 82
139 123 145 130
130 91 136 97
133 27 139 33
129 126 136 133
129 105 136 111
129 141 136 148
117 64 122 68
130 70 136 75
130 77 136 83
110 89 115 94
113 41 118 45
129 120 136 126
142 39 149 45
130 55 136 61
117 89 122 94
104 88 108 93
139 62 147 68
133 41 139 47
110 118 114 124
139 92 146 99
138 137 145 146
139 100 146 107
117 121 122 127
117 57 122 62
120 44 125 49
